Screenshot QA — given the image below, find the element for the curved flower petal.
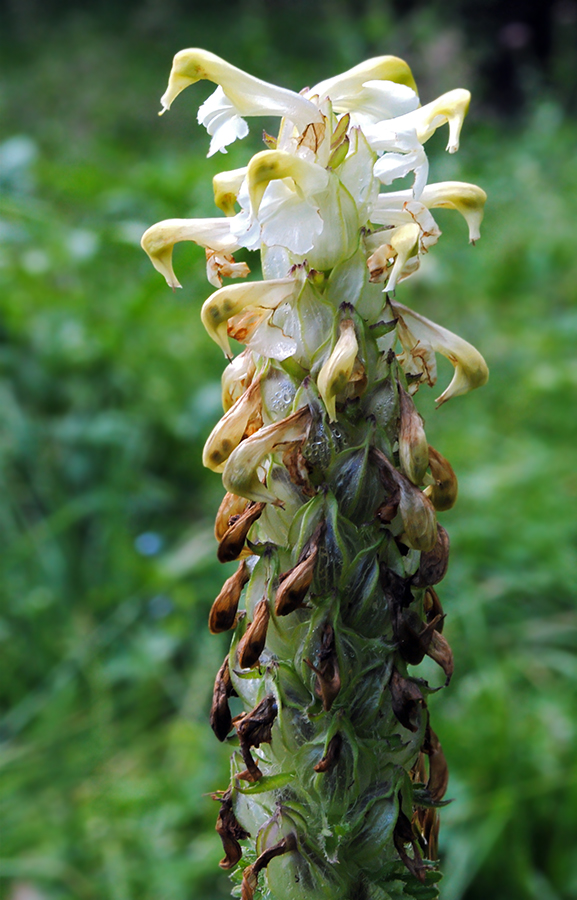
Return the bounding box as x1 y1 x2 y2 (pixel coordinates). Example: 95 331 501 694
221 349 257 412
160 49 322 154
337 126 378 222
141 218 240 288
373 146 429 198
201 278 297 357
203 378 262 473
309 56 419 113
222 407 311 504
391 301 489 406
375 181 487 243
247 150 330 216
366 88 471 155
367 223 420 291
213 166 248 215
227 307 298 361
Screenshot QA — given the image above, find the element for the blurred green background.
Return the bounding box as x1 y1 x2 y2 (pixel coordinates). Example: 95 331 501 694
0 1 576 898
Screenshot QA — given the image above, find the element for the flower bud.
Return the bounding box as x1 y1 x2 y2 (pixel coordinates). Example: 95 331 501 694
398 382 429 485
209 561 250 634
317 319 358 421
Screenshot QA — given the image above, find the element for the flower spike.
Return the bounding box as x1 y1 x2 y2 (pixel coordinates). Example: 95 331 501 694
142 48 488 899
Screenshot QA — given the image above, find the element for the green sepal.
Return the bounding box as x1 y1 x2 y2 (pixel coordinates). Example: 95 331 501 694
370 318 398 339
236 772 296 795
412 787 453 809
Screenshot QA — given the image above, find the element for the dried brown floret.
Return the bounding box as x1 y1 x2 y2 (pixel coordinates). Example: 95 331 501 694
236 694 278 782
214 786 250 869
237 599 270 669
209 560 250 633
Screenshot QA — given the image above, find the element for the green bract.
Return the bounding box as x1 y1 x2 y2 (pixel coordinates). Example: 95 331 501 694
142 49 488 900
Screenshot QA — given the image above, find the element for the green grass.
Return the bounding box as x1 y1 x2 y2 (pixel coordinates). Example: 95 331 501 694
0 14 576 900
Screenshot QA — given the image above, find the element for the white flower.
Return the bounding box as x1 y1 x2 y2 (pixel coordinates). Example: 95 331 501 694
308 56 419 123
159 49 322 156
201 278 297 357
366 89 471 197
140 217 239 288
391 300 489 405
374 181 487 242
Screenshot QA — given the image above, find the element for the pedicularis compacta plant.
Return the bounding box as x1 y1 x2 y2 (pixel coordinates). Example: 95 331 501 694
142 50 488 900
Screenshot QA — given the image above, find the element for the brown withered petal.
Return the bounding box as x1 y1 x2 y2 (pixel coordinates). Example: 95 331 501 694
422 724 449 802
236 694 278 782
411 751 428 785
306 623 341 711
424 587 444 631
209 561 250 634
376 484 400 524
314 732 343 773
241 834 297 900
210 655 235 742
394 806 426 884
422 807 440 860
237 599 270 669
215 492 249 542
425 445 458 511
282 444 314 495
218 502 265 563
412 524 450 588
370 447 437 552
426 630 454 685
215 787 250 869
388 667 427 733
380 565 415 609
275 549 317 616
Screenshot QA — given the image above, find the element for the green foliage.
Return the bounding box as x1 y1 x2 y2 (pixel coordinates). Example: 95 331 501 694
0 15 576 900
